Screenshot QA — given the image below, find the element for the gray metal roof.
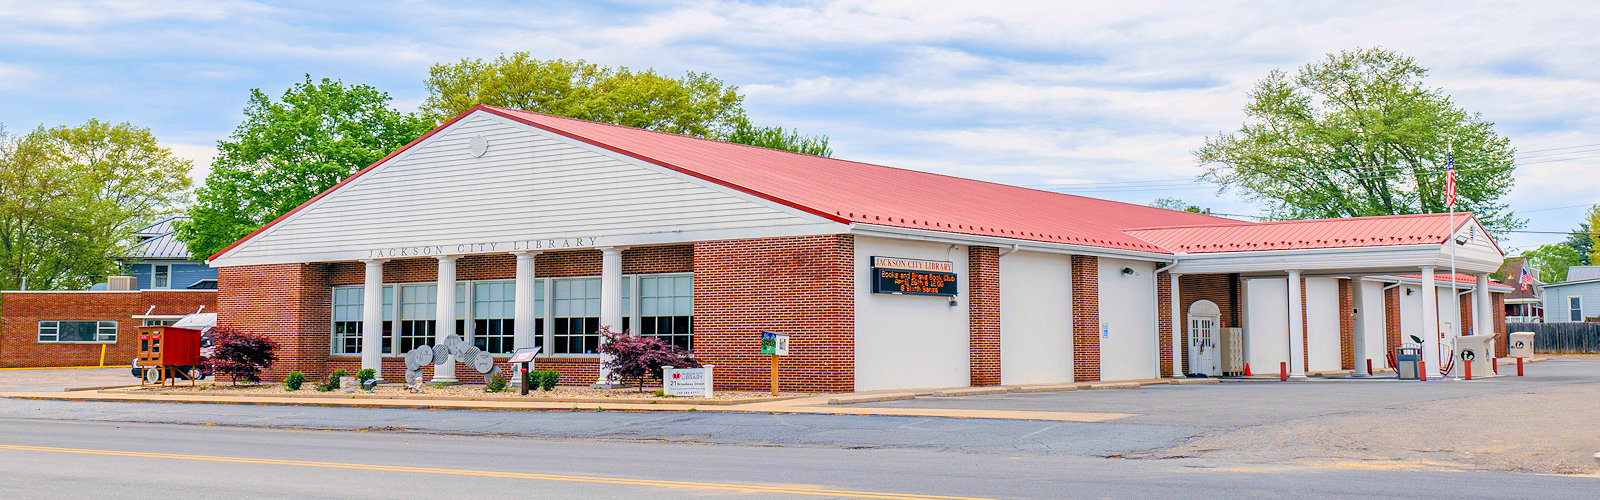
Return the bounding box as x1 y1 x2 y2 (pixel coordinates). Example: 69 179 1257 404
1565 266 1600 282
123 216 194 259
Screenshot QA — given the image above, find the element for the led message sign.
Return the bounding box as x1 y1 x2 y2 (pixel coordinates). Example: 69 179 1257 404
870 256 958 296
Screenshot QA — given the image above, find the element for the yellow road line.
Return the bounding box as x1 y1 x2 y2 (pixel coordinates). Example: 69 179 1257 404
0 444 992 500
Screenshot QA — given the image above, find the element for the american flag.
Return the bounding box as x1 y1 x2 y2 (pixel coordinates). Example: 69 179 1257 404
1520 267 1534 292
1443 150 1457 207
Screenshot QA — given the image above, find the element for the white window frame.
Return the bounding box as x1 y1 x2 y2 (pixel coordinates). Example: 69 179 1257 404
1570 296 1583 322
151 264 171 289
637 272 694 351
328 272 691 358
38 320 117 343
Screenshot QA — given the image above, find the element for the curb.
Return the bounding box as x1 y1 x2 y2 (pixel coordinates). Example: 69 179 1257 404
95 388 807 406
826 393 916 405
929 387 1009 397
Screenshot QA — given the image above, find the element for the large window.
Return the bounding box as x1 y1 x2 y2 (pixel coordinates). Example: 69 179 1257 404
39 321 117 343
553 278 602 354
398 284 437 353
332 272 687 357
1571 296 1584 322
640 275 693 350
472 280 515 354
152 264 170 289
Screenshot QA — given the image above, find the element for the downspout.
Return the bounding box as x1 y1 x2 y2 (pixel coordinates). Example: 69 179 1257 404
1153 259 1179 378
998 243 1020 259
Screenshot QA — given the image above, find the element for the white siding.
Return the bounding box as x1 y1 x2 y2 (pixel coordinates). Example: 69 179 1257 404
999 250 1073 385
1359 281 1388 367
216 112 837 266
1098 257 1157 381
1305 278 1341 372
1543 282 1600 322
853 236 970 391
1245 278 1289 373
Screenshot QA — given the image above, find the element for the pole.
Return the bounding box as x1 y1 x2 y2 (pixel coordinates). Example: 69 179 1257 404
770 354 779 396
99 344 106 367
1517 357 1524 377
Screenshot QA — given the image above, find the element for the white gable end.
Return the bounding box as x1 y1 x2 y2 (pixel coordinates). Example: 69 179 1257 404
212 111 843 266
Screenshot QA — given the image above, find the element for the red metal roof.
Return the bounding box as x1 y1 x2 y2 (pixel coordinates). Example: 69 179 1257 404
1394 273 1513 291
480 106 1233 254
214 106 1502 260
1123 213 1485 254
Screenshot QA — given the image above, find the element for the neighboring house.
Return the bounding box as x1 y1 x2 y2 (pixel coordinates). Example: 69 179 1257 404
0 217 217 368
1497 256 1543 322
1541 266 1600 323
91 217 218 290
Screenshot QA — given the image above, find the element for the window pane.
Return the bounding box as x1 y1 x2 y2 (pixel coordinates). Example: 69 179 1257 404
639 275 693 351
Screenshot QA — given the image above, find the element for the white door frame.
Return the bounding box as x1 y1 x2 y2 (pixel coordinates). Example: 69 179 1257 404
1186 300 1222 376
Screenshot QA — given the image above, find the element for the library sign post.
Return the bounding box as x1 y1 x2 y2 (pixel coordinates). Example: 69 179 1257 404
761 331 790 395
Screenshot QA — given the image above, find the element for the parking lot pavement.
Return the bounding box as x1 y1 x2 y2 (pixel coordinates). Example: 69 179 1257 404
0 367 136 392
846 357 1600 428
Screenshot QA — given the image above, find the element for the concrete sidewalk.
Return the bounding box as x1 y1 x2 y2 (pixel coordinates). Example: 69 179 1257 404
0 388 1138 422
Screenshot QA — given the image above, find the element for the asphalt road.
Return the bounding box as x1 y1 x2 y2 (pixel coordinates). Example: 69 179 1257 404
2 417 1596 499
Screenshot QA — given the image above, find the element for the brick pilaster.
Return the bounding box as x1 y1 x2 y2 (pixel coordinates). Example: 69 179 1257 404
1339 279 1355 370
1157 271 1173 378
967 246 1001 386
1071 255 1099 382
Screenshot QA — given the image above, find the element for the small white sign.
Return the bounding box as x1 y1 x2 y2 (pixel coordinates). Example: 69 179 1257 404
663 365 714 397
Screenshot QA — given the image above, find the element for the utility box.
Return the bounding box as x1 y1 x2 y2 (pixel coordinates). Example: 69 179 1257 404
1395 346 1421 380
1508 332 1535 358
1454 335 1495 378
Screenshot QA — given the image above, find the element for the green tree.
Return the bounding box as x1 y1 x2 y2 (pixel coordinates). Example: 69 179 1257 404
177 76 433 260
1523 243 1583 283
1150 197 1204 213
723 116 833 157
423 53 832 156
1583 205 1600 264
1196 48 1521 233
0 121 192 289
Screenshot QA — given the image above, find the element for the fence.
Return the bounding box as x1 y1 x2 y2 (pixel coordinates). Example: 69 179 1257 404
1507 322 1600 354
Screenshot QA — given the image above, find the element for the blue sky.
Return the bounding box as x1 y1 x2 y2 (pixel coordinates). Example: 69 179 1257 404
3 1 1598 251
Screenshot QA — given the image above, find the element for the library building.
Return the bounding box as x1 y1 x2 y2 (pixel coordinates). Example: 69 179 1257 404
208 105 1512 392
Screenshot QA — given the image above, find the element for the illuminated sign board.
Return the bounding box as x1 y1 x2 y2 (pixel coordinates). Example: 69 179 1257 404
871 256 958 297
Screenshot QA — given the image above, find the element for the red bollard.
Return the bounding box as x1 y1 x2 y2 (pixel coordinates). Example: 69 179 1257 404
1366 358 1373 375
1465 360 1472 380
1420 360 1428 382
1517 357 1524 377
1279 362 1288 382
1492 357 1498 375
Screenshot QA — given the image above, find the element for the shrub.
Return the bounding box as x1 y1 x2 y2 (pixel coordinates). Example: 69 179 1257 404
485 373 508 393
314 369 346 392
284 372 306 391
355 368 376 384
597 328 699 391
539 369 559 391
208 327 279 385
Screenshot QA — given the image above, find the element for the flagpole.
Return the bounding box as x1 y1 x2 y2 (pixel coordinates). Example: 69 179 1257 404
1447 141 1458 378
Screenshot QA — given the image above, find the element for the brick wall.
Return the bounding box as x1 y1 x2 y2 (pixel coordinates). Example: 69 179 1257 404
218 263 330 380
1299 276 1309 371
1339 279 1355 370
1156 271 1172 377
693 235 854 392
967 246 1001 386
1459 293 1474 335
1071 255 1099 382
1175 273 1238 376
0 291 216 368
1493 292 1507 357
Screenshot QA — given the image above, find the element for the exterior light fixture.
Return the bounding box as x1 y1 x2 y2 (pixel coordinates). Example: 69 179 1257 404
1122 267 1135 276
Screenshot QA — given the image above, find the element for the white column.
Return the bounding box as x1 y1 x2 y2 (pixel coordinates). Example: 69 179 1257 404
433 255 458 383
595 246 625 386
1170 272 1182 377
513 251 539 351
1420 266 1439 370
1475 273 1493 337
1286 270 1306 378
361 259 386 377
1350 276 1368 375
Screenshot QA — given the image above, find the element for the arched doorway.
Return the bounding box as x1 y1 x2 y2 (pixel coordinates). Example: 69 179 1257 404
1187 300 1222 376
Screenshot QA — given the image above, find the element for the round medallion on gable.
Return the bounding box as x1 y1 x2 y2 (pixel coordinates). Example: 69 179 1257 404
468 134 488 157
